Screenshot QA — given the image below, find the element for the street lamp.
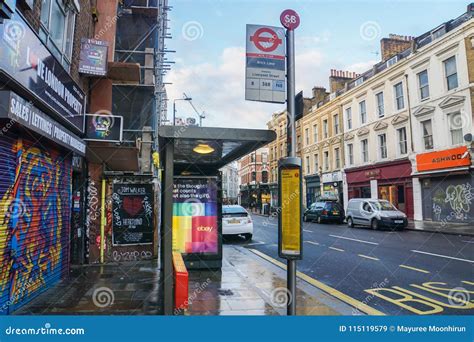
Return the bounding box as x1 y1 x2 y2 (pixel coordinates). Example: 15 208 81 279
173 96 192 126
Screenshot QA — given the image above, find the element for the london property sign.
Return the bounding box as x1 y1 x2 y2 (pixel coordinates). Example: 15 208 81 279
245 24 286 104
0 12 85 132
112 184 154 245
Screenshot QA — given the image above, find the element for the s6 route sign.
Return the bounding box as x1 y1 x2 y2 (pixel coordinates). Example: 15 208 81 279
280 9 300 30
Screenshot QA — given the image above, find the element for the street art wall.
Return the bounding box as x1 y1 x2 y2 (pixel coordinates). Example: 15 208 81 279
0 135 72 314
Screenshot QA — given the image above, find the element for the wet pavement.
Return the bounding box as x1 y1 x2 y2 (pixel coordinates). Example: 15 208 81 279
15 261 163 315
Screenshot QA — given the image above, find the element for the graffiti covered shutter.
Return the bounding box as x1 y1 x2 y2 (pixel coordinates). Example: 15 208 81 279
0 135 72 313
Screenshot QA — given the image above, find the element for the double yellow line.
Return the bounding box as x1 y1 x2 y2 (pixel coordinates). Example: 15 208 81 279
249 249 385 316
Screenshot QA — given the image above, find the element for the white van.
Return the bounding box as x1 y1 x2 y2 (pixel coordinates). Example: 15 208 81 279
346 198 408 230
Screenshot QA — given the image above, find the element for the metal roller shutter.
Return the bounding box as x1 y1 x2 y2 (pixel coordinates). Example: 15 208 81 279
0 134 72 314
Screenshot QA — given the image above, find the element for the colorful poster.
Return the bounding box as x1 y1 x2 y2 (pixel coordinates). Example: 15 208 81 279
172 177 218 255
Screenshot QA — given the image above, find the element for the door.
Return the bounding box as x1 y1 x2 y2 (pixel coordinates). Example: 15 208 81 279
358 201 373 226
405 185 414 219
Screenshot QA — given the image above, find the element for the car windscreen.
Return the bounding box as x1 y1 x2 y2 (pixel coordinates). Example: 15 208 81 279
370 201 396 211
312 202 325 209
325 202 342 211
222 207 248 217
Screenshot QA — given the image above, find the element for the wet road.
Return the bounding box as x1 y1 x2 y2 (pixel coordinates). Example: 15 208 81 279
244 214 474 315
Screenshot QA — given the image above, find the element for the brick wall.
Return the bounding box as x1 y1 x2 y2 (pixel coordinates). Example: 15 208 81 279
380 35 413 61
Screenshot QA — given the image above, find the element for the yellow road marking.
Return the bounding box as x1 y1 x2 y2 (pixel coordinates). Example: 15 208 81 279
399 265 430 274
462 280 474 286
329 247 344 252
305 241 319 246
248 248 385 316
358 254 379 261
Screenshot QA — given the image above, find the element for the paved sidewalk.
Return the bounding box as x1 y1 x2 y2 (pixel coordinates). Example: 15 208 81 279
182 245 355 316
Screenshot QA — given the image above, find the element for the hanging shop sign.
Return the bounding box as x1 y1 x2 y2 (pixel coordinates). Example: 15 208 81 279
112 184 154 245
245 24 286 104
0 12 85 132
278 158 302 259
416 146 471 172
79 38 109 76
0 91 86 155
84 113 123 142
172 177 219 255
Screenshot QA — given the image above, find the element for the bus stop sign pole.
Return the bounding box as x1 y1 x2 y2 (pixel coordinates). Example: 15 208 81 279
280 9 301 316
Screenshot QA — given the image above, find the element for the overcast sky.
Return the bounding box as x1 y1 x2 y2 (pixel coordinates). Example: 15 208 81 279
165 0 467 128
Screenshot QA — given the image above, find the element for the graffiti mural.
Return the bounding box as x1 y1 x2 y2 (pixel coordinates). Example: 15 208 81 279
0 136 72 314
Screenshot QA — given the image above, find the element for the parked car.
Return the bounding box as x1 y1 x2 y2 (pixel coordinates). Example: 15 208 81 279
346 198 408 230
303 201 344 224
222 205 253 240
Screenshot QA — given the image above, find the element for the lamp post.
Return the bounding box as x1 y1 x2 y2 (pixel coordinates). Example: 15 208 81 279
172 96 192 126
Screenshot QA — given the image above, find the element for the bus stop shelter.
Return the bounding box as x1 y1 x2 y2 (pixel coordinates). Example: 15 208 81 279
158 125 276 315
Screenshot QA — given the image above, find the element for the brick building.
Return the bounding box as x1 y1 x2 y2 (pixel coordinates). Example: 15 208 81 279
238 147 269 210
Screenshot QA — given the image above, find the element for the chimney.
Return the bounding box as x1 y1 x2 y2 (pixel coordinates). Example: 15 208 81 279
468 3 474 13
312 86 328 104
329 69 357 93
380 34 414 61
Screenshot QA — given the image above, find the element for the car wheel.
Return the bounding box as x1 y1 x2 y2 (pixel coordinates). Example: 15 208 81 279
317 216 322 224
371 219 379 230
347 217 354 228
303 215 307 222
243 233 252 241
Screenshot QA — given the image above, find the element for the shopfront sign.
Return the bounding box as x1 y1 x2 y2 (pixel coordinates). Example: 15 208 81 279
172 177 218 255
0 12 85 132
365 169 381 179
322 171 343 184
245 24 286 103
0 91 86 155
112 184 154 245
416 146 471 172
79 38 109 76
84 113 123 142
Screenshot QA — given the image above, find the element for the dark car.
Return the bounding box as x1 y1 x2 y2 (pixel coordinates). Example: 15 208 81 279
303 201 345 224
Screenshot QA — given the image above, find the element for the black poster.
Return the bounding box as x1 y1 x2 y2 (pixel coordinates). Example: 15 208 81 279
84 114 123 142
0 12 85 132
112 184 154 245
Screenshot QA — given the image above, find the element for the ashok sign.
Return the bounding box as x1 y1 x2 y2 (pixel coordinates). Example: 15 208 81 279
416 146 471 172
245 24 285 104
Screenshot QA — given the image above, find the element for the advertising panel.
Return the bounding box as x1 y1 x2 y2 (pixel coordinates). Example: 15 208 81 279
172 177 218 255
112 184 154 245
0 12 85 132
84 114 123 142
79 38 109 76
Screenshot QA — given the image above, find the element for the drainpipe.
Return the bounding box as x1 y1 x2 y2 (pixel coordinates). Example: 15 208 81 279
100 178 106 264
404 74 415 153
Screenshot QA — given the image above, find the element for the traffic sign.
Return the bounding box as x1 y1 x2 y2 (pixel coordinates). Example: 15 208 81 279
250 27 283 53
280 9 300 30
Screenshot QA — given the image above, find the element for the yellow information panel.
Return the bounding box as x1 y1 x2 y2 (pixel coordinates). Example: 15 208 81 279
280 167 301 256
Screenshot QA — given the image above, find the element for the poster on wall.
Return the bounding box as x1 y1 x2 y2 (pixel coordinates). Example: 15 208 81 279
112 184 154 245
172 177 218 255
79 38 109 76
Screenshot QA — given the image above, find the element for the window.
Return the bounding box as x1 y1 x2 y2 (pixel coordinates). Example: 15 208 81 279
345 108 352 129
280 144 284 158
361 139 369 163
334 114 339 134
359 100 367 124
421 120 433 150
449 112 463 145
347 143 354 165
376 92 384 117
335 148 340 169
418 70 430 100
444 56 458 91
313 124 318 143
324 151 329 171
305 128 309 146
323 119 328 138
397 127 408 155
40 0 76 70
262 153 267 164
394 82 405 110
378 134 387 159
387 55 398 67
314 154 319 173
250 153 255 162
306 156 310 174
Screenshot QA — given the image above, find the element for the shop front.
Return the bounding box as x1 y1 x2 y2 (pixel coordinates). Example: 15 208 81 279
345 159 414 218
321 171 343 205
414 146 473 224
304 174 320 208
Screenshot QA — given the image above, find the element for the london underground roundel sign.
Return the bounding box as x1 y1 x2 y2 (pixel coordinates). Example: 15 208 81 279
280 9 300 30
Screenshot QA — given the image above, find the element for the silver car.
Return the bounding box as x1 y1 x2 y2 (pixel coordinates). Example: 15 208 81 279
346 198 408 230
